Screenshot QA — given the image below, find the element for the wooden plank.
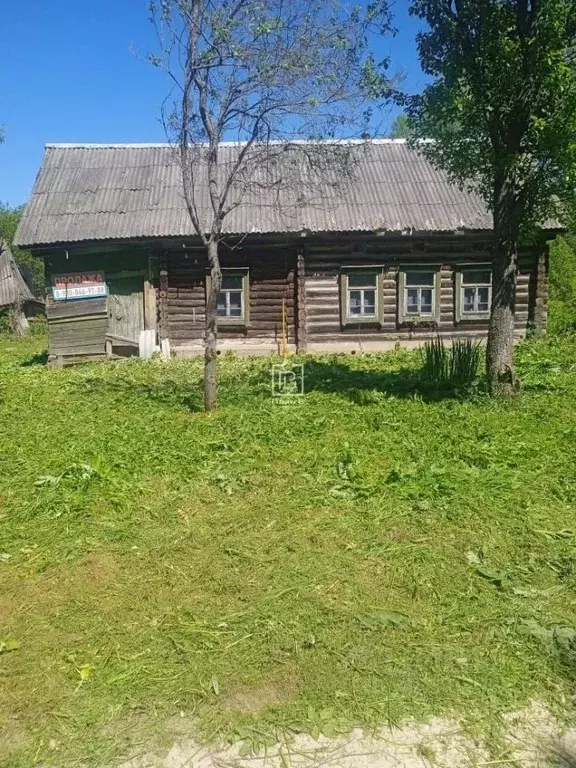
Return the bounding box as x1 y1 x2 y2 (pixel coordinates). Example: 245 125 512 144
50 329 109 346
144 279 158 331
167 313 205 323
51 342 106 356
106 333 139 346
48 312 108 359
107 270 147 279
49 315 108 328
46 298 107 319
47 313 108 326
107 276 145 343
530 246 548 334
49 323 108 339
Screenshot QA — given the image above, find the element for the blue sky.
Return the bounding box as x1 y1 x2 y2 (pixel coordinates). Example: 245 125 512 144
0 1 428 206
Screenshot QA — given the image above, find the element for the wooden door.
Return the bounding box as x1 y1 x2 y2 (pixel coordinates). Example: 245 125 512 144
107 276 145 343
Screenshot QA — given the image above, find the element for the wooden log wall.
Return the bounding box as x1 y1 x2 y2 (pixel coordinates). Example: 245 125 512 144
165 247 297 347
38 235 550 362
304 235 547 345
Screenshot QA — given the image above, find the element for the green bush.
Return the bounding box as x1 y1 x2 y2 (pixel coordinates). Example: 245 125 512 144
548 235 576 334
421 337 482 392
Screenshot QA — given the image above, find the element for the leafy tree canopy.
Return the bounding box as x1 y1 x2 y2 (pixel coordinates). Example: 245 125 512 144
406 0 576 393
388 113 413 139
409 0 576 233
0 203 44 294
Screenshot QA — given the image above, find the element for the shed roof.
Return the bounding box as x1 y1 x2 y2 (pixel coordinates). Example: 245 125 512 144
0 241 37 307
16 140 499 248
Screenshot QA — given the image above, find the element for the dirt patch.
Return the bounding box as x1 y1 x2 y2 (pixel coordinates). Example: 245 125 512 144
0 717 30 762
119 702 576 768
0 551 122 616
221 671 300 714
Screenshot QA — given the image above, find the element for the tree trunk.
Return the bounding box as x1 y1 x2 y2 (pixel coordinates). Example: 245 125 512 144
486 176 521 396
10 307 29 337
204 239 221 411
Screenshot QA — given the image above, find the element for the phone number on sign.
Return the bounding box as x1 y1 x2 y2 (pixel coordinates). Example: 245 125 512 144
53 284 107 300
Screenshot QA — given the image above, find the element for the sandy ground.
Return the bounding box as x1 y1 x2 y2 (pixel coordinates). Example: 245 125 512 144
119 702 576 768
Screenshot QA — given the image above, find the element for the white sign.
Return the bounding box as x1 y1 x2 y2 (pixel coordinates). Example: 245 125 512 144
53 271 107 301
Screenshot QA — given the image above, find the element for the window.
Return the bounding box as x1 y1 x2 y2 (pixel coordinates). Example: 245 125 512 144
460 268 492 317
347 271 378 317
399 269 439 323
341 270 382 324
212 270 249 325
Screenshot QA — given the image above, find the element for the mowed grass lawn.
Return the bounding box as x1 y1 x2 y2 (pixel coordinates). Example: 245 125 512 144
2 329 576 766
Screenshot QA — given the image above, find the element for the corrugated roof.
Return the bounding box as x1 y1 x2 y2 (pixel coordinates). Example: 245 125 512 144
15 140 496 247
0 241 37 307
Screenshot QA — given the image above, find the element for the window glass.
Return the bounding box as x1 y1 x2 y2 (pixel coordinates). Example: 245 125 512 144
460 268 491 315
349 290 362 314
228 292 243 316
406 271 434 287
420 289 433 314
404 271 436 318
462 269 491 285
216 272 246 320
221 274 243 290
463 287 476 313
406 288 419 313
477 286 490 312
363 290 376 313
348 272 377 288
345 272 378 319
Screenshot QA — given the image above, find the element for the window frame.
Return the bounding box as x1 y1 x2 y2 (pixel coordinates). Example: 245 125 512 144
207 268 250 327
398 266 441 325
340 267 384 326
455 264 492 322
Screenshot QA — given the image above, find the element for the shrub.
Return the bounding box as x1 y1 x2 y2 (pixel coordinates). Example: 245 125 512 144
549 236 576 334
421 337 481 392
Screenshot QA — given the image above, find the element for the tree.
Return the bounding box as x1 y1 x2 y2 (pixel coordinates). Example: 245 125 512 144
388 113 412 139
149 0 392 410
408 0 576 394
0 203 43 295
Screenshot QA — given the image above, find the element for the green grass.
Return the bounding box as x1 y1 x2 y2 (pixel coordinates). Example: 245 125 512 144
2 329 576 765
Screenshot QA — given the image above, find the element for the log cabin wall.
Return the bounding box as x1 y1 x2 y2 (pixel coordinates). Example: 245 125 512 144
163 244 297 355
37 232 549 363
304 235 547 352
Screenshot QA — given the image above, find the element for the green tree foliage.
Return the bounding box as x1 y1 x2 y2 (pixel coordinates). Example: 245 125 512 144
388 113 413 139
549 235 576 334
408 0 576 393
0 203 44 295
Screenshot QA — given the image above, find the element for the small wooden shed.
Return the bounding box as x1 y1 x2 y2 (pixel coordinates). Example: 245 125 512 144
0 240 42 335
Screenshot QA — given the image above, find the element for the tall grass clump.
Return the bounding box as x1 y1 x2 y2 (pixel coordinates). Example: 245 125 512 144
421 337 482 392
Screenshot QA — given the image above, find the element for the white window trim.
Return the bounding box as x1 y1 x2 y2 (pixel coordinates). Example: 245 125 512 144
398 267 441 324
455 264 492 322
340 268 384 325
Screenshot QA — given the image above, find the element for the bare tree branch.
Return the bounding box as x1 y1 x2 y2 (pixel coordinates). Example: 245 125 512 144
148 0 393 409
